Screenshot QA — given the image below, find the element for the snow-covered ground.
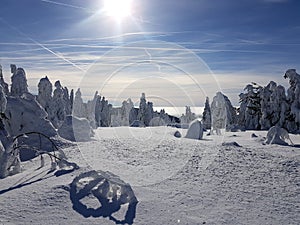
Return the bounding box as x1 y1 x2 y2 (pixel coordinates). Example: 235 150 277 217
0 127 299 225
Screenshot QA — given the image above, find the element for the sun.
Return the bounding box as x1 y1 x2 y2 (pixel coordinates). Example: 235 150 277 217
103 0 133 22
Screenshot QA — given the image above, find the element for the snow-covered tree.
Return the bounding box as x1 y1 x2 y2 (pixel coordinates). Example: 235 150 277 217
37 76 53 117
117 98 134 126
50 80 66 128
129 107 138 125
137 93 147 126
211 92 237 134
70 89 74 112
181 106 196 124
86 91 98 128
95 94 102 127
159 109 171 124
100 97 111 127
238 84 261 130
73 88 85 118
0 65 9 95
145 101 154 126
63 86 72 115
202 97 211 130
284 69 300 133
10 65 28 96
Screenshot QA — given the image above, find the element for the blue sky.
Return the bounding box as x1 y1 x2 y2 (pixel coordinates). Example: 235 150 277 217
0 0 299 107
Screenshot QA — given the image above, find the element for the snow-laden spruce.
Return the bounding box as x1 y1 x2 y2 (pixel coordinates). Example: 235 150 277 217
202 97 212 130
237 69 300 133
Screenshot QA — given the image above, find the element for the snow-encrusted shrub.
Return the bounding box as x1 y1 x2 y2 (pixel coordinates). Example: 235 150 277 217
0 84 21 178
3 93 57 160
265 126 294 146
0 141 20 178
185 119 203 140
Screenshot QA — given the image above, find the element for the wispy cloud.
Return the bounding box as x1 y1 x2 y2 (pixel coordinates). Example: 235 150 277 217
263 0 289 3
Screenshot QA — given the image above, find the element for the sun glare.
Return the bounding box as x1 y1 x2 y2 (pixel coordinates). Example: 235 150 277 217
104 0 133 22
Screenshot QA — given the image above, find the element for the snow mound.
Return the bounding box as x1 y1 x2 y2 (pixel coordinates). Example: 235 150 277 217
174 130 181 138
185 119 203 140
221 141 242 147
58 115 93 142
70 170 138 224
251 133 258 138
3 94 57 161
265 126 294 146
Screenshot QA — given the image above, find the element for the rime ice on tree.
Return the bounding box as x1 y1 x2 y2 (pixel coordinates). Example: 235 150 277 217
238 84 261 130
10 64 28 97
202 97 211 130
137 93 147 126
284 69 300 133
73 88 86 118
51 80 66 128
37 76 53 117
181 106 196 124
0 65 9 95
211 92 237 134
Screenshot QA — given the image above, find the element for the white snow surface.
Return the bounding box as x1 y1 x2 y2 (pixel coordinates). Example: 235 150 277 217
0 127 299 225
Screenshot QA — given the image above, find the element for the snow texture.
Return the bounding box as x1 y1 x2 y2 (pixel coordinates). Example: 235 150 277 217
0 128 299 224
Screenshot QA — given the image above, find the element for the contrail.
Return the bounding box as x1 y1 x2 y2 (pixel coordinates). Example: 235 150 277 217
40 0 93 12
0 17 85 72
